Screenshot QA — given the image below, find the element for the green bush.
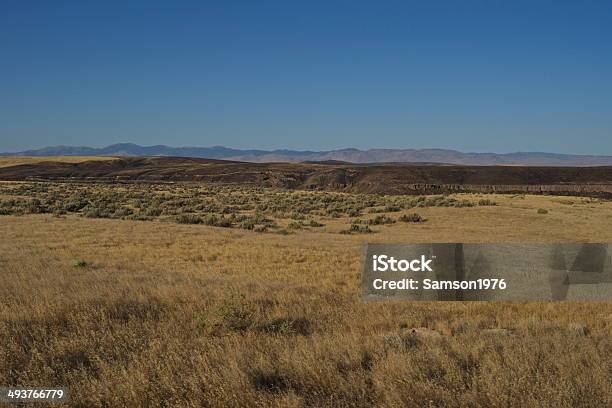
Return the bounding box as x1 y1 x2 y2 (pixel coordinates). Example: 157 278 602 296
125 213 153 221
478 199 497 206
84 208 111 218
145 207 162 217
214 216 233 228
113 207 134 218
341 224 374 234
347 209 361 217
240 221 255 230
176 214 203 224
366 215 395 225
399 213 426 223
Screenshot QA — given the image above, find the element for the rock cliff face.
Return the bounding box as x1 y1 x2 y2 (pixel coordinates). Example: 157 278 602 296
0 157 610 197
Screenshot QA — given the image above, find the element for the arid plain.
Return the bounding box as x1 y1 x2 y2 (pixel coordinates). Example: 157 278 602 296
0 176 611 407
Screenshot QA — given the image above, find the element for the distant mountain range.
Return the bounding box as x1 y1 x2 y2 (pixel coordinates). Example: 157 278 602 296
2 143 612 166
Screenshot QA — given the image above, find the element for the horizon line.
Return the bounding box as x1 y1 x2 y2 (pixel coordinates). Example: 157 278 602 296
2 142 612 157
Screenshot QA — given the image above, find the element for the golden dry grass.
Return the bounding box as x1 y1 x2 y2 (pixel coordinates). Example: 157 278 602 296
0 183 611 407
0 156 117 168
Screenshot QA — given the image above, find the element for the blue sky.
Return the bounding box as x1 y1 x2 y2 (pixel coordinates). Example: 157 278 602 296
1 1 611 154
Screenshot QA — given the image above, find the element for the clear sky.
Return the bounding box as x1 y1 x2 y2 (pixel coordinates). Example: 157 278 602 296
1 1 611 154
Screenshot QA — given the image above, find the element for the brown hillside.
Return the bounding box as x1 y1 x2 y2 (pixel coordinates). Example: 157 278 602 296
0 156 611 197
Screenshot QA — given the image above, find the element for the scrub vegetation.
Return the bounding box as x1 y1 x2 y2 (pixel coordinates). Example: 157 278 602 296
0 182 497 233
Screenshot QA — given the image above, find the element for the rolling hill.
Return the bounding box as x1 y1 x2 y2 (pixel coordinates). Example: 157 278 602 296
1 156 610 197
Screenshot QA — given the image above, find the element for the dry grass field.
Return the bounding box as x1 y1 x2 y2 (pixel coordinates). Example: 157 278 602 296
1 181 611 407
0 156 117 168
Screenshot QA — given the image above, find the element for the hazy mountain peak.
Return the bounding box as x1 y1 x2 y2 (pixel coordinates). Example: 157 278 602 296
2 144 612 166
